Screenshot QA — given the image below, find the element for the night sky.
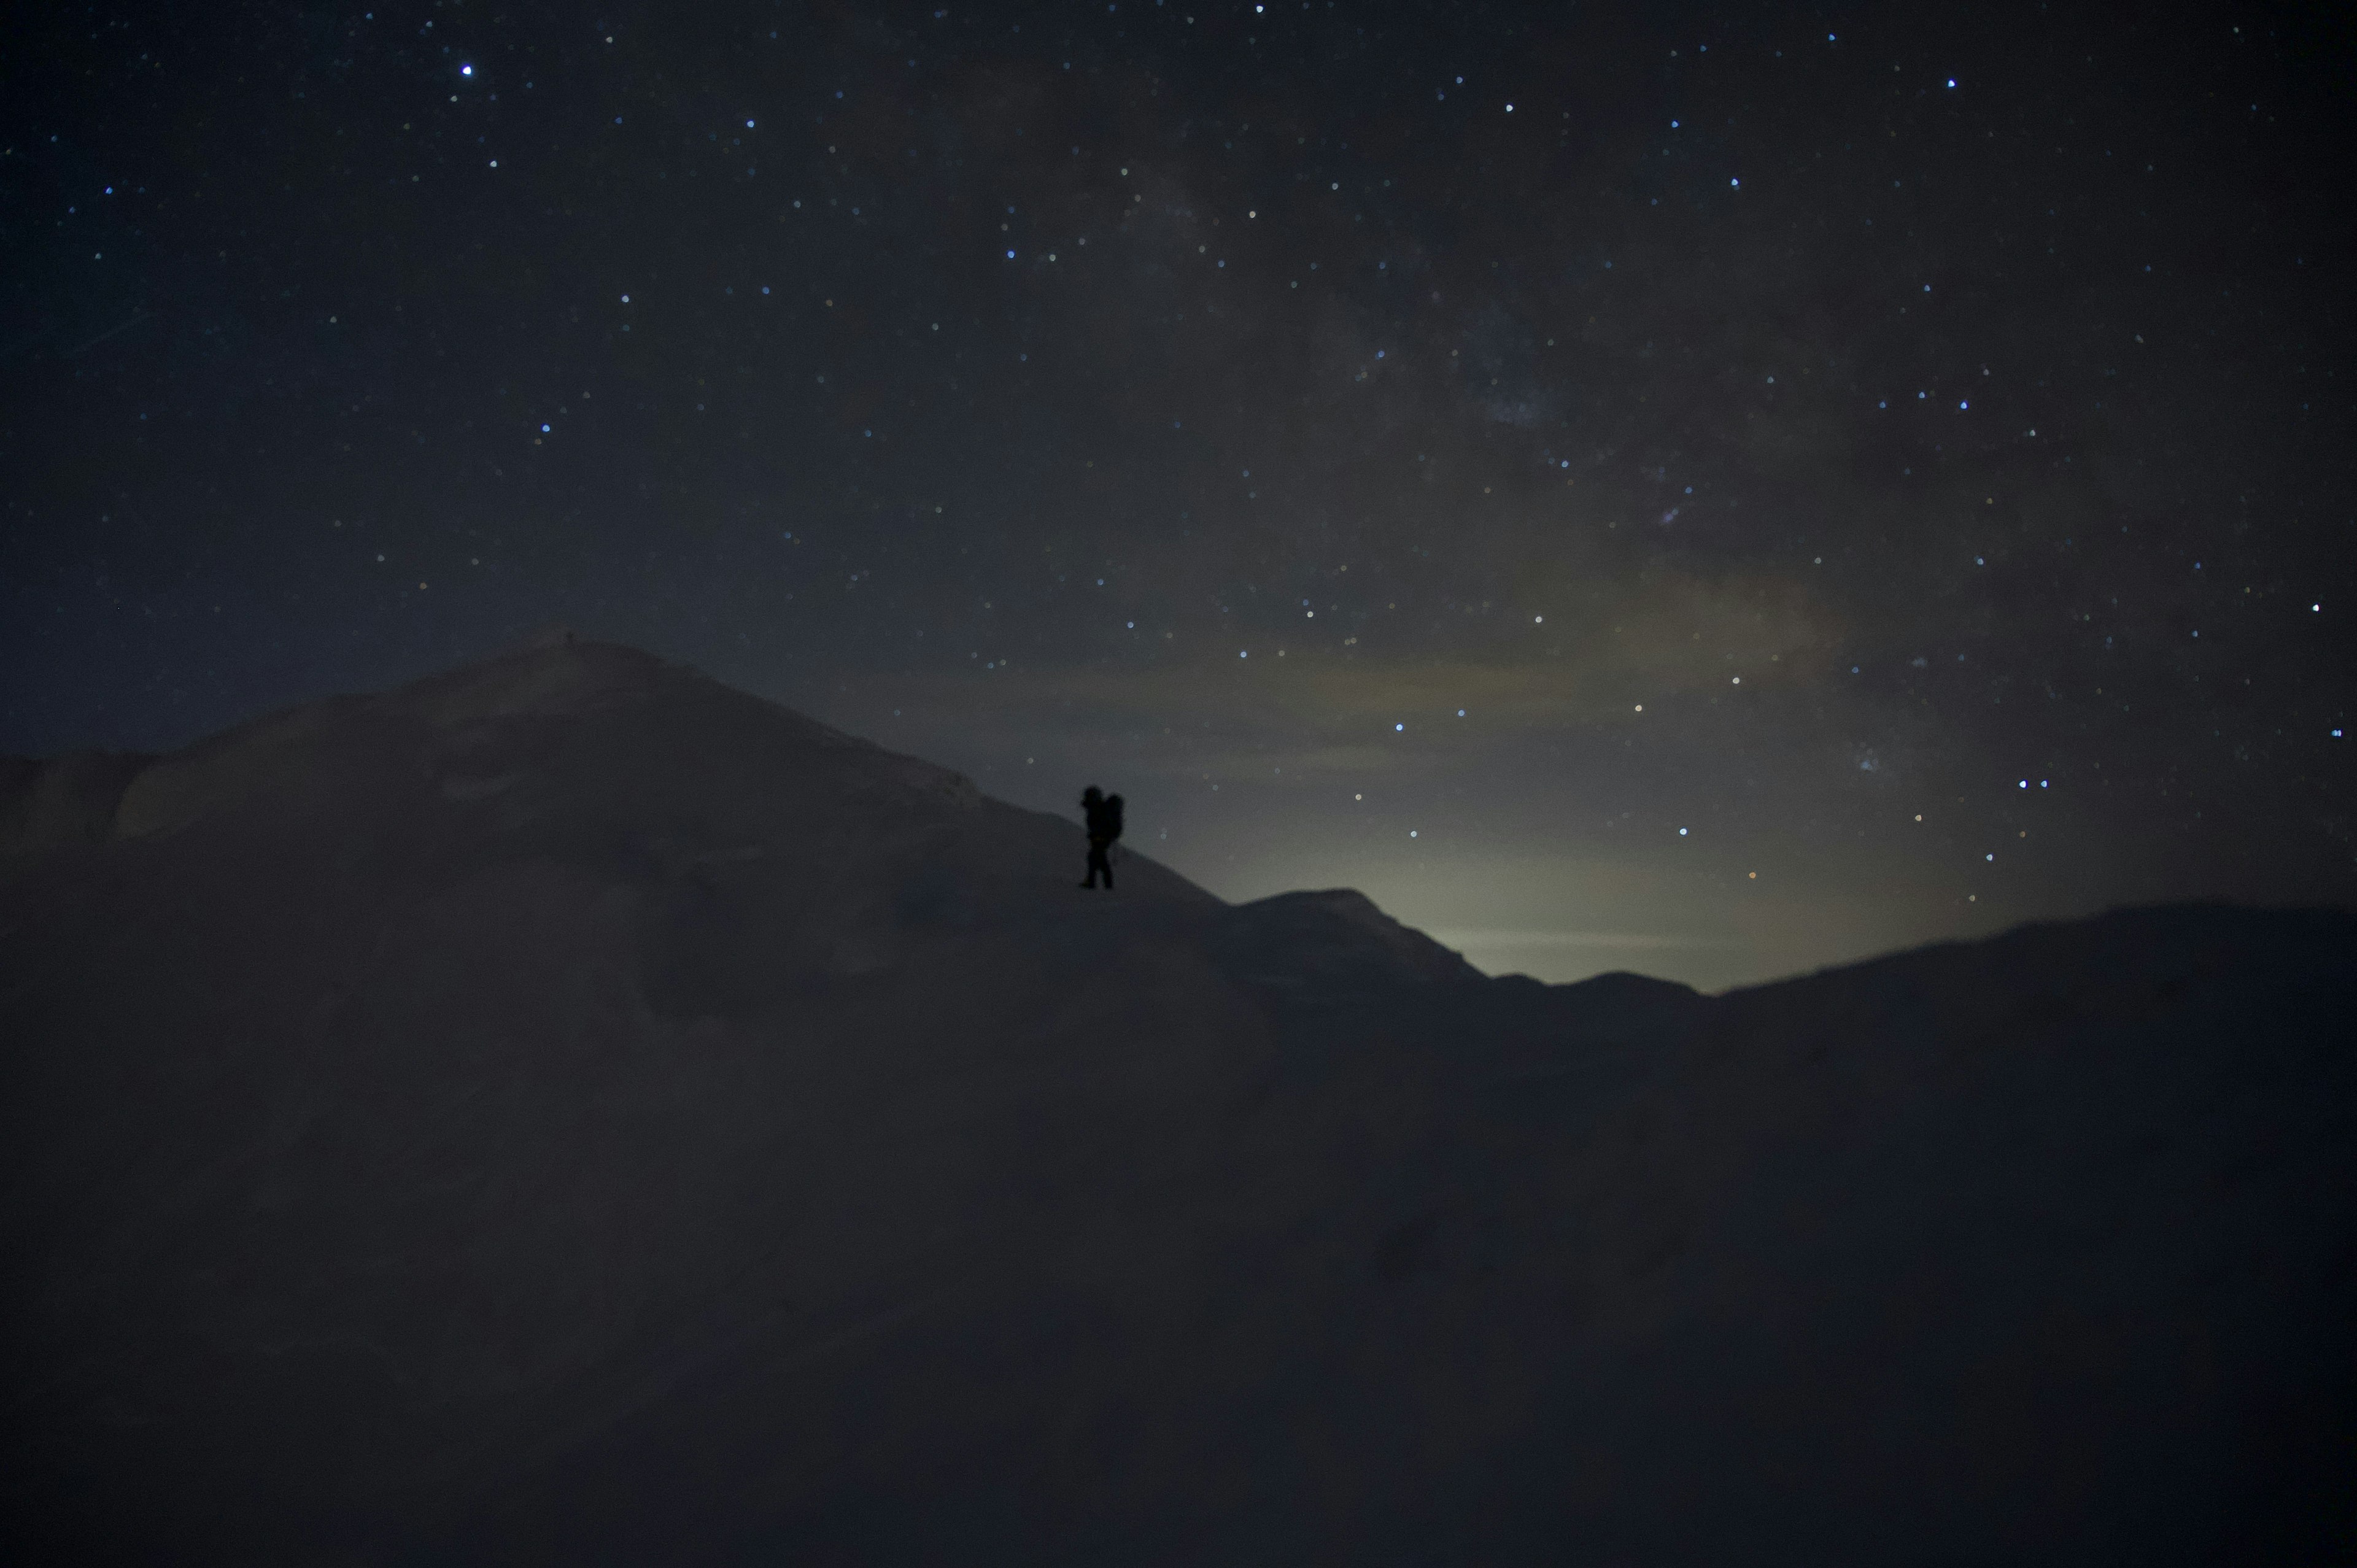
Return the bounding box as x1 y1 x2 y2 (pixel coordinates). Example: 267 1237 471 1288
6 0 2351 988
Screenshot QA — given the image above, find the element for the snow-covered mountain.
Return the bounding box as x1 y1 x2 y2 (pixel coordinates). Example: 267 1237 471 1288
2 641 2349 1562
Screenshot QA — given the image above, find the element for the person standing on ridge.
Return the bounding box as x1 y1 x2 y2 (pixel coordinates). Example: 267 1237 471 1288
1079 786 1124 890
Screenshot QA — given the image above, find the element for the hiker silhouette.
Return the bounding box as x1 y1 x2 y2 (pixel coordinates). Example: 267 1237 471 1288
1080 786 1124 890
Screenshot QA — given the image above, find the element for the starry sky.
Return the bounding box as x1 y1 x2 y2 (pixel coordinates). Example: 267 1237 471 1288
5 0 2351 988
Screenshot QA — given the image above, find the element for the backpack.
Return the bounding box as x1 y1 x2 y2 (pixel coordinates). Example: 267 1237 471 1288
1104 794 1124 841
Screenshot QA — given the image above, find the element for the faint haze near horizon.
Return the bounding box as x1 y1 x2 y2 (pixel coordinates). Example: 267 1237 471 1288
761 654 2189 994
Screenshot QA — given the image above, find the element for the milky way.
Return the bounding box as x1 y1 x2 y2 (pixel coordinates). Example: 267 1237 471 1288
4 0 2349 985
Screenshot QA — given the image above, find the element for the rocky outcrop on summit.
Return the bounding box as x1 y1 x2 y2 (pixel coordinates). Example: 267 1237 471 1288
1 642 2350 1564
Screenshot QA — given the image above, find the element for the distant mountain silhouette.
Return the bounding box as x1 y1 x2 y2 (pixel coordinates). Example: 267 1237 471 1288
1 641 2350 1564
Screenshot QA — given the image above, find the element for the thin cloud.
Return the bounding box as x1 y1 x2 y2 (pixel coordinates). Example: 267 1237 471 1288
1427 928 1743 951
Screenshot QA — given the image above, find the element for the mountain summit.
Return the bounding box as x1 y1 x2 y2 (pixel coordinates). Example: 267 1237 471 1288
2 642 2350 1562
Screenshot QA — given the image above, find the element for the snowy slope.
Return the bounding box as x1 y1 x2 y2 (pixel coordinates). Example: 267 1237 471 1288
1 642 2348 1564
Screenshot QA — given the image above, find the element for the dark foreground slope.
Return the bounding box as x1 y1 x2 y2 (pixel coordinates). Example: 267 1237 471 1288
1 643 2350 1565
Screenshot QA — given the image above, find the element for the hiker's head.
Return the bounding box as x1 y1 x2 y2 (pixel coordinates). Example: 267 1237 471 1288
1082 786 1104 805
